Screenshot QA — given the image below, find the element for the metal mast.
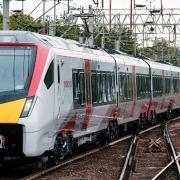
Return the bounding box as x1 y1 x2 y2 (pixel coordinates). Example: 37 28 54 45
3 0 9 30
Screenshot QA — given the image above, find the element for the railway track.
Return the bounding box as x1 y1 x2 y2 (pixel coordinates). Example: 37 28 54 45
129 126 170 179
20 124 162 180
1 119 179 180
21 136 132 180
152 119 180 180
119 117 180 180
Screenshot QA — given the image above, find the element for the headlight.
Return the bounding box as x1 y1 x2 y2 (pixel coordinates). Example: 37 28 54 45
20 97 35 118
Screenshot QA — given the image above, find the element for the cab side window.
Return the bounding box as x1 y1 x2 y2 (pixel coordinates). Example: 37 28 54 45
44 60 54 89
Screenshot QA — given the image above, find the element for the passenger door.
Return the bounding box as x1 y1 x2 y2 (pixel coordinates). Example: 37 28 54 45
56 60 61 121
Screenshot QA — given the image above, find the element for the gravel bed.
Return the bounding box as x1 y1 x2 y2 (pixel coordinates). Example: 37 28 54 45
39 141 130 180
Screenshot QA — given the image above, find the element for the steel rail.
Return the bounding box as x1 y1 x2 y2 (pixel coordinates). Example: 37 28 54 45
21 135 132 180
21 148 100 180
21 122 175 180
118 123 163 180
118 135 137 180
164 122 180 176
152 155 180 180
152 118 180 180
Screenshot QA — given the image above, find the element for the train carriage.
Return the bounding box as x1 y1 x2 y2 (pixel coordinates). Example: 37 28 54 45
0 31 180 164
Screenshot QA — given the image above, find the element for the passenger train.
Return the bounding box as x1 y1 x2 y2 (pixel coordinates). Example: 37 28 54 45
0 31 180 164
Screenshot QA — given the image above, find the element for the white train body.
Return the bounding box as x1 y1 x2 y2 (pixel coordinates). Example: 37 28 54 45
0 31 180 160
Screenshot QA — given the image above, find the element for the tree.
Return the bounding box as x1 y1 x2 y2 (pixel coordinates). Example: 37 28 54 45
94 26 136 55
140 38 180 65
55 24 81 41
0 12 43 32
9 12 43 32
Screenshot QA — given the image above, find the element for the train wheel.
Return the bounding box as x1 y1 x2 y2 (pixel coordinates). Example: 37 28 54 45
108 120 119 141
113 121 119 139
139 113 147 129
37 156 49 170
97 129 109 146
53 133 74 160
53 156 59 165
150 111 157 126
67 133 74 156
53 134 64 161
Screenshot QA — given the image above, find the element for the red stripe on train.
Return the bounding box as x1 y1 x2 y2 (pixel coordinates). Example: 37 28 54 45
62 112 78 131
28 44 49 96
82 60 92 130
82 105 92 129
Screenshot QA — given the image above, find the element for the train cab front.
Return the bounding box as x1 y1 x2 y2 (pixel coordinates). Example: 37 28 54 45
0 43 47 163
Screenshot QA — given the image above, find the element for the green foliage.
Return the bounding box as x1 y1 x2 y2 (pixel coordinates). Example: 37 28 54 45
140 38 180 65
94 27 136 55
55 24 81 41
0 12 3 30
0 12 43 32
9 12 43 32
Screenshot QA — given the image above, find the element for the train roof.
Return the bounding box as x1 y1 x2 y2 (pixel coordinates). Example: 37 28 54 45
0 30 46 44
0 30 104 53
1 31 180 73
0 30 112 61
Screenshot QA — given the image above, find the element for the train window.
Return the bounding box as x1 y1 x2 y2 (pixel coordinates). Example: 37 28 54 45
124 74 128 99
136 74 141 98
141 75 145 96
173 77 179 93
72 70 85 108
127 74 132 99
105 73 109 102
0 46 36 97
91 72 98 104
146 76 150 95
152 76 156 97
91 71 115 105
119 73 125 101
152 75 163 97
57 64 60 84
107 73 110 101
119 72 132 101
136 75 140 98
118 74 121 99
73 69 116 107
96 73 102 103
164 77 171 95
44 61 54 89
136 74 150 99
111 73 115 101
102 73 107 103
79 72 85 105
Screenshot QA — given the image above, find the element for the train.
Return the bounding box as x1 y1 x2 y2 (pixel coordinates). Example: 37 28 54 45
0 31 180 165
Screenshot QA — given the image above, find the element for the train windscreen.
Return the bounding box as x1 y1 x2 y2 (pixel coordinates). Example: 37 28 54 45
0 46 36 101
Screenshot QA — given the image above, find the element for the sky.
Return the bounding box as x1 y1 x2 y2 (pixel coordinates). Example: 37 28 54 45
0 0 179 19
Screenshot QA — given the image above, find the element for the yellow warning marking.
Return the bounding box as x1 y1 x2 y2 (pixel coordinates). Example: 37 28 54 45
0 99 26 123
